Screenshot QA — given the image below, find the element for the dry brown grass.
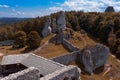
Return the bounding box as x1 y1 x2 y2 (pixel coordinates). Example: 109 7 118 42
0 46 27 55
0 46 27 61
35 43 69 59
70 32 96 49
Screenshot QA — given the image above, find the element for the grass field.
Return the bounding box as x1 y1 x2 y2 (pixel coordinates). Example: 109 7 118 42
35 43 69 58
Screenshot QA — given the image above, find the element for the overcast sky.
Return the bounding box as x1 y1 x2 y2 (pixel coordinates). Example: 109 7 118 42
0 0 120 17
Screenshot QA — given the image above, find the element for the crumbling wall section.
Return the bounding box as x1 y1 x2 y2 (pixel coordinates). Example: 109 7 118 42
1 67 40 80
40 65 81 80
62 39 80 52
51 51 80 65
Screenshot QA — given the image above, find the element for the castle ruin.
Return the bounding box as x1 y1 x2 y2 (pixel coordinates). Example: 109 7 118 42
0 11 110 80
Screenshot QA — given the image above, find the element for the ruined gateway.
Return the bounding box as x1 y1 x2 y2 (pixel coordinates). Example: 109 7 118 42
0 11 110 80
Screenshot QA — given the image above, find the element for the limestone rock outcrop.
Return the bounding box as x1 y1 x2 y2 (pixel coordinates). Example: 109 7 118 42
105 6 115 12
42 17 51 37
57 11 66 33
81 44 110 74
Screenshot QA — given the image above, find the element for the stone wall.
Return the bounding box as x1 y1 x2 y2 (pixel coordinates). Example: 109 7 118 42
51 51 80 65
62 39 80 52
0 40 14 46
1 67 40 80
40 65 81 80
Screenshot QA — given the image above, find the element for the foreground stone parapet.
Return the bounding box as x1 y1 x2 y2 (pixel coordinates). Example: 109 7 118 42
40 65 81 80
1 66 81 80
81 44 110 74
1 67 39 80
42 17 52 37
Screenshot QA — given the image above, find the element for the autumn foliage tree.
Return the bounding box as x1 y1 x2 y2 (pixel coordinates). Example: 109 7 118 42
27 31 41 49
14 31 26 48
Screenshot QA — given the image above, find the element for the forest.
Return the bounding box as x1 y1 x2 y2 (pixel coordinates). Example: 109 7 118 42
0 11 120 59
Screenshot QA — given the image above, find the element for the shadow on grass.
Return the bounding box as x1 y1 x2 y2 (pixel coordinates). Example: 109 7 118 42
75 62 90 75
7 46 23 50
93 65 104 74
70 61 104 75
20 47 35 53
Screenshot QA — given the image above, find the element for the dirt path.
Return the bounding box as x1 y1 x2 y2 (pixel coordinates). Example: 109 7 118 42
33 40 49 53
0 53 4 56
33 34 56 53
103 65 112 76
111 54 120 63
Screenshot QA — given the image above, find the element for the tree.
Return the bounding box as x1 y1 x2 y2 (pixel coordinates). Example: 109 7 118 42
114 18 120 32
27 31 41 49
116 46 120 58
116 30 120 38
14 31 26 48
6 27 14 40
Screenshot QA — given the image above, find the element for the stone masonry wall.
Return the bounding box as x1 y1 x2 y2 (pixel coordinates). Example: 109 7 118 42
40 65 81 80
1 67 40 80
51 51 80 65
62 39 79 52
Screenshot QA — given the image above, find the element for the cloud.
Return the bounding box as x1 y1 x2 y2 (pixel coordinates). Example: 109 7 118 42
0 4 9 8
49 7 63 11
11 8 25 15
10 9 26 17
17 11 25 15
1 0 120 17
56 2 61 5
48 0 120 12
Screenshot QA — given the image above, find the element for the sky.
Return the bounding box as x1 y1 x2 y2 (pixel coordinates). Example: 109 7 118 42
0 0 120 18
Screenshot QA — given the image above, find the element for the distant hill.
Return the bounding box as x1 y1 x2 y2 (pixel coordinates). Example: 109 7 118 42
0 17 32 26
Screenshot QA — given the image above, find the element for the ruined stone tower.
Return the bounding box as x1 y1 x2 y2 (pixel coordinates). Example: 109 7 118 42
57 11 66 33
